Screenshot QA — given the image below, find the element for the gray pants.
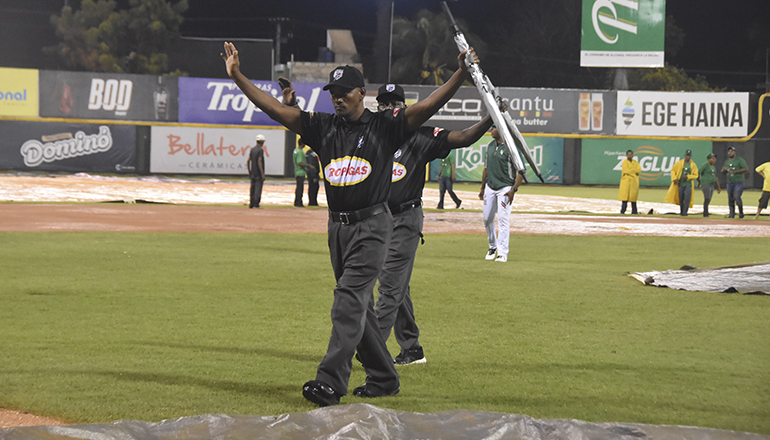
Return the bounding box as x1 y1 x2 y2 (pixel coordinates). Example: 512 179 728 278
318 210 399 395
702 185 714 216
249 177 263 208
679 185 692 216
375 207 423 353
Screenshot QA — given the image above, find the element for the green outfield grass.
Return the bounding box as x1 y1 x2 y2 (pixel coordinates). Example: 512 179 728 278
1 232 768 434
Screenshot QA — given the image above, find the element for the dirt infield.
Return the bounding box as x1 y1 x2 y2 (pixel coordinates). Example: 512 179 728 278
0 409 65 429
0 174 768 237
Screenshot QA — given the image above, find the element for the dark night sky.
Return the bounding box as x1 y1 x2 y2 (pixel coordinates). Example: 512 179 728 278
2 0 769 92
180 0 770 92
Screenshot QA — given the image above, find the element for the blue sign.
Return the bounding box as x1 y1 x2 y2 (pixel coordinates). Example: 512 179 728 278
178 78 335 126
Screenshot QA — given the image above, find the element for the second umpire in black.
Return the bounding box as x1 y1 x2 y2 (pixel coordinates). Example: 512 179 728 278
374 83 496 366
222 41 477 406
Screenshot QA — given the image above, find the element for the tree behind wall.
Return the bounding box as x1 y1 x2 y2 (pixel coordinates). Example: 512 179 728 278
45 0 188 74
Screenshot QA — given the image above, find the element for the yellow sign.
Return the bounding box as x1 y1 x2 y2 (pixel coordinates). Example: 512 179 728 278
0 67 38 117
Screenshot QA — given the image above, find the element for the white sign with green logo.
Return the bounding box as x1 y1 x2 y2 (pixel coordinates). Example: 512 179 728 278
580 0 666 68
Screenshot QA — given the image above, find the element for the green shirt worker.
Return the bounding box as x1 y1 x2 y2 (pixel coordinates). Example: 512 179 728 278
698 153 721 217
721 146 748 218
293 138 313 207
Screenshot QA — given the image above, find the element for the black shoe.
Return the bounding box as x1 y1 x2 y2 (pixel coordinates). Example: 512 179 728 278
352 382 399 398
739 213 745 219
394 346 426 365
456 200 462 209
302 380 342 407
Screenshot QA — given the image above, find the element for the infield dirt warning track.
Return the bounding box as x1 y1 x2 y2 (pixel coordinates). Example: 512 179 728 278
0 174 768 237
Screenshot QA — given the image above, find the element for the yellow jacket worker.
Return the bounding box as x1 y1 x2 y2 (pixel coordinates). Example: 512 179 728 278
618 149 641 214
665 149 699 216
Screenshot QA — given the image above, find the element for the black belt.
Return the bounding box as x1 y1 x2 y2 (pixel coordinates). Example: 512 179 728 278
389 198 422 215
329 202 388 225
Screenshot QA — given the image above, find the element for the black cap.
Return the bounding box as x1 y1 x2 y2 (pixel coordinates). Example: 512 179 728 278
727 146 735 151
377 84 405 103
707 153 716 159
323 65 365 91
684 149 692 156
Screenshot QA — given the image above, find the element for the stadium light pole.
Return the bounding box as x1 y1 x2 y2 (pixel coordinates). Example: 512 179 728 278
387 1 393 82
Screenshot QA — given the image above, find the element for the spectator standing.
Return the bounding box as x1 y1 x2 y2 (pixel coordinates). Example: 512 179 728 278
698 153 721 217
721 146 748 218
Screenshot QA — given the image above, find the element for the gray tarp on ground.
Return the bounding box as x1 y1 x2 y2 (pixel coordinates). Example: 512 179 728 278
1 404 768 440
629 262 770 295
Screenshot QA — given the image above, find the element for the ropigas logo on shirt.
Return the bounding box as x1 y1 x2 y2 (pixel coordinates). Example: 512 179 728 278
325 156 371 186
392 162 407 182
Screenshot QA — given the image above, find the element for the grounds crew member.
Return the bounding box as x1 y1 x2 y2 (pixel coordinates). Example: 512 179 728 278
304 140 321 206
753 161 770 219
222 41 478 406
722 146 748 218
292 139 312 207
698 153 721 217
373 84 498 366
247 135 266 208
618 149 641 214
479 125 525 263
665 149 698 216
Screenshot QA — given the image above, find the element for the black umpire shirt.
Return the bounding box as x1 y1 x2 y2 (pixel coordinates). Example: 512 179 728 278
300 108 411 212
390 126 452 205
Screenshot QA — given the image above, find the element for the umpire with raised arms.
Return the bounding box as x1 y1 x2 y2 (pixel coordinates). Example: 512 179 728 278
222 41 477 406
374 83 498 366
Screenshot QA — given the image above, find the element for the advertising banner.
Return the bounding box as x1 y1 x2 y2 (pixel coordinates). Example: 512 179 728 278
581 138 712 186
150 126 285 175
39 71 178 121
617 91 750 138
398 85 615 135
0 67 38 117
581 0 666 68
0 120 136 173
431 136 564 183
178 78 334 125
